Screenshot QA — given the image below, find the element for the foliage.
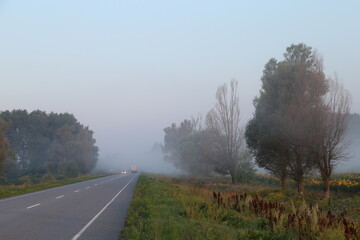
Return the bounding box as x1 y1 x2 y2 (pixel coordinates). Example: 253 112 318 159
162 119 193 170
163 120 219 176
41 172 55 182
0 118 10 170
0 110 98 183
213 192 357 239
48 124 98 177
246 43 325 194
245 57 289 188
121 175 359 240
121 174 289 240
163 81 255 183
178 129 217 176
246 43 351 196
305 173 360 193
235 151 256 183
123 174 360 240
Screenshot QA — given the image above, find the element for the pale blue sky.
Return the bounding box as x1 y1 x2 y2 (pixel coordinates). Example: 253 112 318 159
1 1 359 167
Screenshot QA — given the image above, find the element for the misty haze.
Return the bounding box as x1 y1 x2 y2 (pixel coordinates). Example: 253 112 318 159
1 1 360 240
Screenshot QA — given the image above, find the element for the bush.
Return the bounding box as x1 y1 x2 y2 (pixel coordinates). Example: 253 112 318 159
42 172 55 183
18 175 32 185
236 157 256 183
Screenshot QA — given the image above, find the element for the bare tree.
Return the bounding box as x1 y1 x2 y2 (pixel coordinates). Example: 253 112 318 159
206 80 249 183
315 77 351 199
191 114 203 132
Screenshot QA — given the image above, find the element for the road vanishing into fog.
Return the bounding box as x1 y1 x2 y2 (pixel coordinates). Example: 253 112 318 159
0 174 138 240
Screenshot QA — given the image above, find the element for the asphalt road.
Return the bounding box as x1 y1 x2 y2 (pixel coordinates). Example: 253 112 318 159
0 173 138 240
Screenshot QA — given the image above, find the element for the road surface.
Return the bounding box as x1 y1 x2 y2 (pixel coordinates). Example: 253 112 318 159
0 173 138 240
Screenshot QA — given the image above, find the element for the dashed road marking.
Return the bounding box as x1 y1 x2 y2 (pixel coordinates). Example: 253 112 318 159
71 174 137 240
74 190 80 193
26 203 40 209
86 186 90 189
56 195 64 199
0 174 123 204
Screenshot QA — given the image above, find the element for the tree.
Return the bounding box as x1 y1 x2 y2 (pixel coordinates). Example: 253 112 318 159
75 126 98 174
162 119 193 170
246 43 328 194
48 124 98 177
313 78 351 198
206 80 251 183
178 129 217 176
0 110 98 181
0 118 9 170
235 150 256 183
245 58 289 189
279 46 327 194
0 110 31 172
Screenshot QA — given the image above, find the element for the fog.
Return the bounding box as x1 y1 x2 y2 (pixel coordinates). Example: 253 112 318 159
95 143 180 175
338 116 360 172
0 1 360 174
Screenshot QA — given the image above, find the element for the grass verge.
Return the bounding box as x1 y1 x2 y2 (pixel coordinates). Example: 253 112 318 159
121 174 360 240
121 174 291 240
0 174 107 199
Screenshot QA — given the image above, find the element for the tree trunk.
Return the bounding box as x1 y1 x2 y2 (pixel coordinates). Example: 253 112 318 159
297 178 304 195
281 177 287 190
230 169 236 184
230 172 236 184
323 178 330 199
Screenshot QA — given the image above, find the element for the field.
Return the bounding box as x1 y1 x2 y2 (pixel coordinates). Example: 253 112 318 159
121 174 360 240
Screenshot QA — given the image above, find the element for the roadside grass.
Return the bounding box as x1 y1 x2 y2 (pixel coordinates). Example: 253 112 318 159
121 174 290 240
121 174 360 240
0 174 107 199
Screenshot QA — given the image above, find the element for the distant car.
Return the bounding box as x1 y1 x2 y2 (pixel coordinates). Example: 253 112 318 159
121 171 127 174
131 165 137 173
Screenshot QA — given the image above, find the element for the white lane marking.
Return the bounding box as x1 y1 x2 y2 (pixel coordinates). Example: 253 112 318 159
71 174 137 240
94 184 98 186
74 190 80 193
0 175 121 203
56 195 64 199
26 203 40 209
86 186 90 189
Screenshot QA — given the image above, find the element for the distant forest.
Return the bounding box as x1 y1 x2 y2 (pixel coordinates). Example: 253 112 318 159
0 110 98 184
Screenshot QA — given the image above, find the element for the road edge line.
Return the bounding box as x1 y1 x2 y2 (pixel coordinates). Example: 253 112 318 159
71 174 137 240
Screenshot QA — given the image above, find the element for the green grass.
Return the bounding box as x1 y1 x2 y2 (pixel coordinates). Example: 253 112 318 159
121 174 291 240
0 174 107 199
121 174 360 240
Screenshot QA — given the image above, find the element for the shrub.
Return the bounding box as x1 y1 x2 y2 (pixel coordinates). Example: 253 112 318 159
42 172 55 183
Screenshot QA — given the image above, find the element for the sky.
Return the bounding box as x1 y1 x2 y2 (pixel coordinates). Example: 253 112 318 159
0 1 359 170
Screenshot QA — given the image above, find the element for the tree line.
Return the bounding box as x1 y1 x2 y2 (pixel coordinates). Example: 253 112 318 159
163 80 256 184
162 43 352 199
0 110 98 184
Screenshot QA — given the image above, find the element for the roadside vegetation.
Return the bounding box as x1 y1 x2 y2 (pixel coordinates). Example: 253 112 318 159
150 43 360 239
162 43 358 200
0 110 99 185
121 174 360 240
0 174 106 199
